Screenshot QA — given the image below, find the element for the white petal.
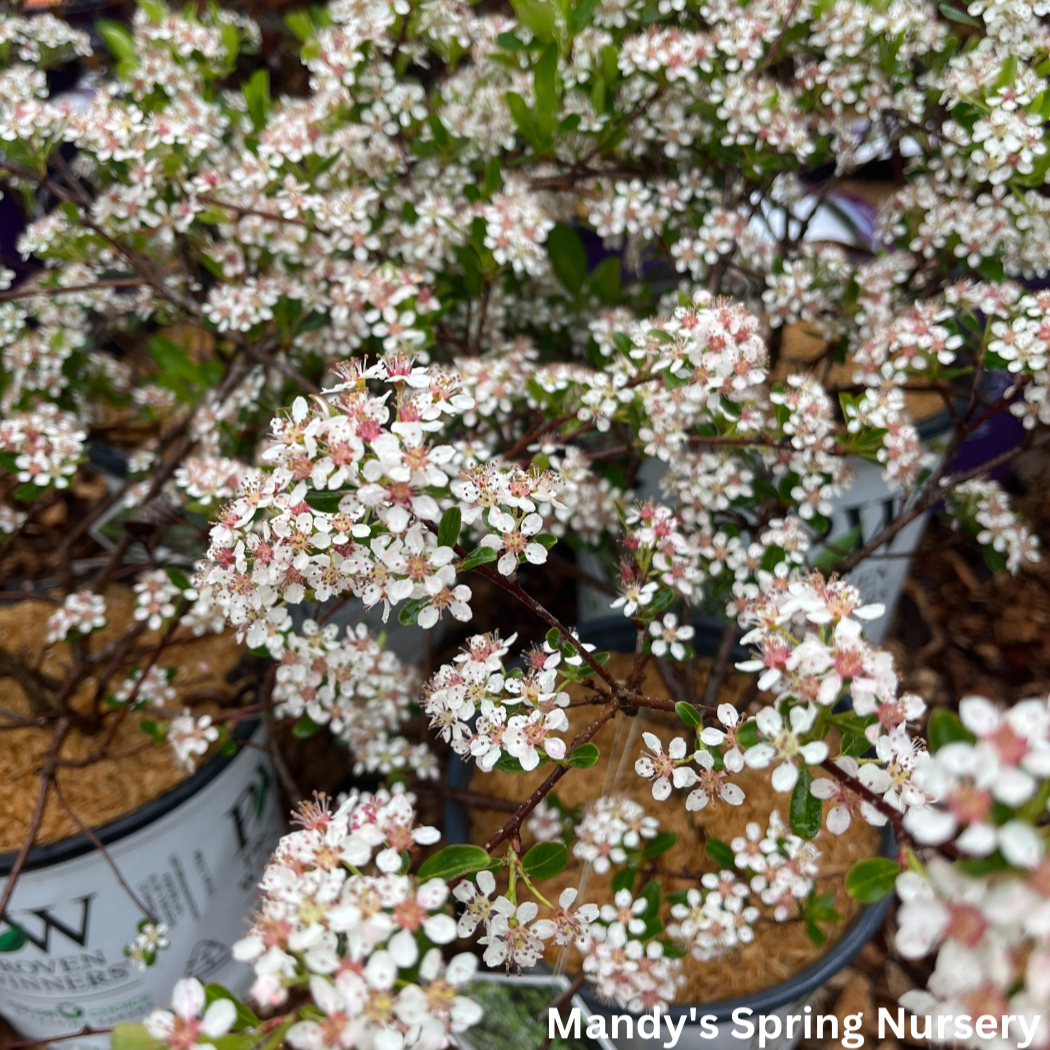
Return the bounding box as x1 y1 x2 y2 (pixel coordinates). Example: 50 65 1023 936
771 762 799 793
172 979 205 1021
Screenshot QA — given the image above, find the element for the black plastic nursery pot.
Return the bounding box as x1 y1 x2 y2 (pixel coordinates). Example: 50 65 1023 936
444 617 896 1050
0 719 284 1047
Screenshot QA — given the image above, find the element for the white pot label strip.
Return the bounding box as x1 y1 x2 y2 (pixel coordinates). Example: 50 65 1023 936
0 733 284 1046
819 454 937 646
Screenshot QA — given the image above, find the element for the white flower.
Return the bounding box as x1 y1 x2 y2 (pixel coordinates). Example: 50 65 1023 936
649 613 694 659
635 732 696 800
744 706 828 792
699 703 745 772
478 507 548 576
809 756 891 834
454 869 497 937
504 708 568 771
145 978 236 1050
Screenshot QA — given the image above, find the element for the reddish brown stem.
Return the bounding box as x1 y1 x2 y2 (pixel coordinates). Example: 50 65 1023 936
51 778 157 921
0 718 68 920
484 700 618 853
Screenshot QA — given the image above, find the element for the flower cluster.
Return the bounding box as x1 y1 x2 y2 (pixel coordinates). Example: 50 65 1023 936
571 796 660 875
231 789 482 1048
272 620 436 781
46 591 107 643
6 0 1050 1042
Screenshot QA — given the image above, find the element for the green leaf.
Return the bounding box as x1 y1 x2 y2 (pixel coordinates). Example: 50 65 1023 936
534 533 558 550
510 0 556 43
204 986 259 1029
984 545 1006 573
844 857 900 903
111 1024 167 1050
494 752 527 772
927 709 975 752
938 3 981 27
705 838 736 869
735 719 759 750
97 20 136 64
459 546 499 571
14 483 45 502
148 336 203 385
955 852 1011 876
813 524 863 571
496 30 528 50
138 718 167 743
0 926 26 952
438 507 462 549
304 490 346 514
805 920 826 947
165 567 192 591
806 890 840 922
292 715 320 739
484 158 502 197
566 742 600 768
417 844 492 882
547 223 588 296
521 841 568 880
638 879 661 917
789 766 821 840
569 0 601 34
242 69 271 131
643 831 677 859
675 701 702 728
397 598 430 626
611 866 637 894
589 256 621 305
428 114 450 150
505 90 537 143
533 44 559 116
285 11 316 41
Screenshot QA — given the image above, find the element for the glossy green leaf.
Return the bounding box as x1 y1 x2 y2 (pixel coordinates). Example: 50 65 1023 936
417 844 492 882
110 1025 166 1050
292 714 320 739
844 857 900 903
788 766 821 840
927 709 975 752
204 985 260 1029
643 831 677 859
547 223 588 295
459 546 499 572
438 507 462 549
675 701 702 728
566 742 600 768
705 838 736 869
521 841 568 880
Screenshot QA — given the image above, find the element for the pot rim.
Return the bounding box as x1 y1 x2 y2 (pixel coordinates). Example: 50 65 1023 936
444 615 896 1023
0 717 259 877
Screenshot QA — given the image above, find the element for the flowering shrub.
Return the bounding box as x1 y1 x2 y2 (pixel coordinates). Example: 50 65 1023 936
3 0 1050 1047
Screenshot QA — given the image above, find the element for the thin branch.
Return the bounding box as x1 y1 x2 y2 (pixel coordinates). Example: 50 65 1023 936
838 428 1046 573
51 778 157 922
260 663 301 806
471 561 621 693
484 699 618 853
703 621 739 708
0 718 68 919
0 278 142 303
415 783 520 813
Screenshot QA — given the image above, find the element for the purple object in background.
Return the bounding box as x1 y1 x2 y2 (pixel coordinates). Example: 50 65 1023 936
944 371 1026 481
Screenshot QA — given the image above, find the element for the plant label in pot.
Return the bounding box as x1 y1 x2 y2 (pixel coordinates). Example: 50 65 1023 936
0 727 284 1047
